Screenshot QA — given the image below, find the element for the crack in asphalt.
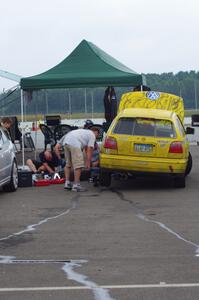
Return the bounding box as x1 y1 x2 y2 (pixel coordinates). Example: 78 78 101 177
0 195 79 242
111 188 199 256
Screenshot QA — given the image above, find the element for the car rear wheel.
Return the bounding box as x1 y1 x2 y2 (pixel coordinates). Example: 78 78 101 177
99 171 111 187
3 161 18 192
185 152 192 176
173 175 185 188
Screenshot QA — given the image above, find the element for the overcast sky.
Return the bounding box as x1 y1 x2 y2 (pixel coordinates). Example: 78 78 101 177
1 0 199 91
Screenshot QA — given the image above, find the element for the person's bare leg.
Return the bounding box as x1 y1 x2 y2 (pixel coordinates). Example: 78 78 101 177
64 166 71 181
74 167 82 184
26 159 37 173
72 168 86 191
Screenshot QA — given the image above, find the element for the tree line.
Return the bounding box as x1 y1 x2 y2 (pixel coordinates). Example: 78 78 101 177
0 70 199 116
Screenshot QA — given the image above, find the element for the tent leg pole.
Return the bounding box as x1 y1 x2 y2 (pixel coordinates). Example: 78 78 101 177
20 89 25 168
34 91 38 159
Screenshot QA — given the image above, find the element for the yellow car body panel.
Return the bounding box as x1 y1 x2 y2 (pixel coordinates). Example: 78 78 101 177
100 153 187 174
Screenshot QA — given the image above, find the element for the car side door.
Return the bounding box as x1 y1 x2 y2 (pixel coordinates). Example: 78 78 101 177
0 129 13 184
0 129 6 183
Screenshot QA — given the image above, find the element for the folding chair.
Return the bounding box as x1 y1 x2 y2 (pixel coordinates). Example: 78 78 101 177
54 124 72 142
39 124 55 150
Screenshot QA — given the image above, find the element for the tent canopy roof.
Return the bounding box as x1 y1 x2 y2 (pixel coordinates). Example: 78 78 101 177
20 39 145 90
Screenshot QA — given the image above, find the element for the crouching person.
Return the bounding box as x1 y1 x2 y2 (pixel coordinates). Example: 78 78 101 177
54 127 99 192
26 149 65 175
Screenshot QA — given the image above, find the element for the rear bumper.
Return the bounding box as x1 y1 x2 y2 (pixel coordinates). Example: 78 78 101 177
100 154 187 175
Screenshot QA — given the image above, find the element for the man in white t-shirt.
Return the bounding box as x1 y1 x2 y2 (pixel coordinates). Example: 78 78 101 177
54 128 99 192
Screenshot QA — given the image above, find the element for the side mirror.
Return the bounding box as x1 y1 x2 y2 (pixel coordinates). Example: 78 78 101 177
186 127 195 134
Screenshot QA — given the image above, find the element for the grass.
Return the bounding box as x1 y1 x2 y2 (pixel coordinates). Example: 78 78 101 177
184 110 199 117
10 110 199 122
16 112 104 122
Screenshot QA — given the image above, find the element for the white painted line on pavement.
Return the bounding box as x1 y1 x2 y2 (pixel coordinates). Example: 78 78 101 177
137 213 199 255
0 209 72 241
1 283 199 292
62 261 116 300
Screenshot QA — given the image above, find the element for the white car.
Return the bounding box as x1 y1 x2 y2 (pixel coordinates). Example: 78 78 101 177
0 127 18 192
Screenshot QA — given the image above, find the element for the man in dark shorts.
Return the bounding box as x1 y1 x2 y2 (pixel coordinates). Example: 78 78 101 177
26 150 65 174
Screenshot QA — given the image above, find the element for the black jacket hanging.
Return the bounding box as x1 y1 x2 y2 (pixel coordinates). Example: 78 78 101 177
103 86 117 122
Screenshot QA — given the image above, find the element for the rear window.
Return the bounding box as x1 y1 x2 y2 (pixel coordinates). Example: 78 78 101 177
113 118 176 138
113 118 134 135
155 120 176 138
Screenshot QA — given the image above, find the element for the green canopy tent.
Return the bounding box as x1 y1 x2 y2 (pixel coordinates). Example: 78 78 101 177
20 39 145 89
19 39 145 166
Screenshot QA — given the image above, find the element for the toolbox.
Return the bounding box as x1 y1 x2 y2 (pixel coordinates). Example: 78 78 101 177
18 169 32 187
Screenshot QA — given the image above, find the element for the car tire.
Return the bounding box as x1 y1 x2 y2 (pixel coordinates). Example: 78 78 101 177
173 175 186 188
99 171 111 187
3 160 18 192
185 152 192 176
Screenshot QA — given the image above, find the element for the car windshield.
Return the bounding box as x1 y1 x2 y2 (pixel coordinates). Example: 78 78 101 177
113 117 176 138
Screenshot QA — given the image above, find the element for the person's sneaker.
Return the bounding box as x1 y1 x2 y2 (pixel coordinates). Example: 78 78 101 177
32 174 37 182
64 181 72 190
72 184 87 192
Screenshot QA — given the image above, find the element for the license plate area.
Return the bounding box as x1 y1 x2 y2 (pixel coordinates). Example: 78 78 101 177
134 143 153 153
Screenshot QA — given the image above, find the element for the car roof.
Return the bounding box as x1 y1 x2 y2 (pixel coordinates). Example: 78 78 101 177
117 108 175 120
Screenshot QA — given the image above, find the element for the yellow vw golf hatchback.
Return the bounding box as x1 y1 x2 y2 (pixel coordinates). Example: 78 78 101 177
99 91 193 188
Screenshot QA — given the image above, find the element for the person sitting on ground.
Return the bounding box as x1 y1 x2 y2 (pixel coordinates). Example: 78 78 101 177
26 149 65 175
89 141 100 186
0 117 13 140
54 127 100 192
91 141 100 168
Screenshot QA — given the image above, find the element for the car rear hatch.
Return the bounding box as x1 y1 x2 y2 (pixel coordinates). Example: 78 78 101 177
118 91 184 123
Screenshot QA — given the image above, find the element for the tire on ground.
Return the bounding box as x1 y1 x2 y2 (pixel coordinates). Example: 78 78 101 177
185 152 192 176
3 160 18 192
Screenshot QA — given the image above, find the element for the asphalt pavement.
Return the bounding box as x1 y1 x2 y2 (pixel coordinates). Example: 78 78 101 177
0 145 199 300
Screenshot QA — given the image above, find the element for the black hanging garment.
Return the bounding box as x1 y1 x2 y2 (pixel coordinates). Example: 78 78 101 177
103 86 117 123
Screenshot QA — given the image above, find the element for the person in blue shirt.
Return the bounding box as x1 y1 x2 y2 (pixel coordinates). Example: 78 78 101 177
91 142 100 167
89 141 100 186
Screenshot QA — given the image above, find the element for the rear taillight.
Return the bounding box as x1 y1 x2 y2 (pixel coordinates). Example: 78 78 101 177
104 136 117 150
169 142 183 153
